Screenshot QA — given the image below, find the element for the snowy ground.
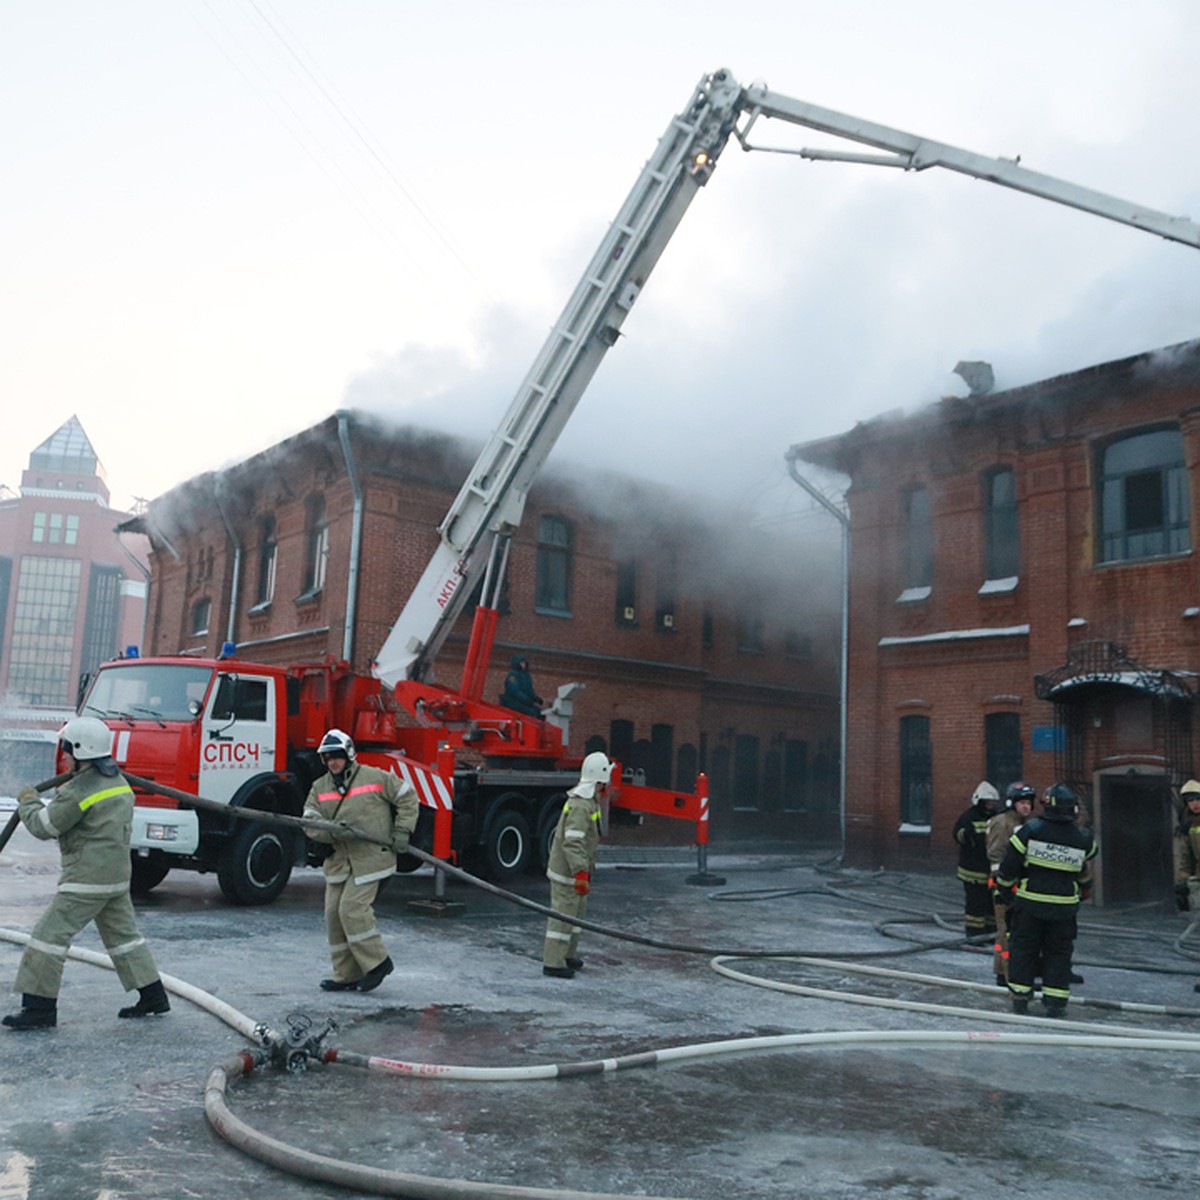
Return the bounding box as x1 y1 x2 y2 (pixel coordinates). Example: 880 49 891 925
1 822 1199 1200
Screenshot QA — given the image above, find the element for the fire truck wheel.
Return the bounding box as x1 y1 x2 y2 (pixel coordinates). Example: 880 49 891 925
129 853 171 896
480 806 531 881
217 819 293 905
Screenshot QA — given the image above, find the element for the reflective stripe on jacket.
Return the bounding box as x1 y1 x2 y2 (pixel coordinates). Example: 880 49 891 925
546 786 601 884
996 815 1096 915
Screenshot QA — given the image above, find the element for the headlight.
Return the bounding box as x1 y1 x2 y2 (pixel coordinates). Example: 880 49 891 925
145 824 179 842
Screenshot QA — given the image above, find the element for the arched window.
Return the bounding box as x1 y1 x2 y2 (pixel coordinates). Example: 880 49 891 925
255 515 277 607
1098 428 1189 563
899 715 932 827
903 486 932 592
303 495 329 596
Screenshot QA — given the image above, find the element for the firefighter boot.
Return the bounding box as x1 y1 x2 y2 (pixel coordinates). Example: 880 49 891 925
2 994 57 1030
356 956 394 993
566 957 585 971
118 980 170 1019
542 965 575 978
1043 1001 1068 1019
1011 997 1029 1016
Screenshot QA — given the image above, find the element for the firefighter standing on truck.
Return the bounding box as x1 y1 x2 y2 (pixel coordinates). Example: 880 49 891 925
303 729 418 993
4 717 170 1030
987 781 1036 987
997 782 1096 1017
953 781 1001 939
542 751 612 978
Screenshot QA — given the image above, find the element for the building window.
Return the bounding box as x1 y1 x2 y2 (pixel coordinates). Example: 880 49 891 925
302 495 329 596
8 556 82 705
48 512 63 544
192 597 211 636
655 552 677 631
609 719 634 771
255 515 277 607
648 724 674 788
983 467 1019 580
737 614 764 653
32 512 45 543
0 557 12 667
899 715 932 828
615 560 637 626
675 743 698 791
782 738 808 812
65 514 79 546
1098 427 1190 563
904 486 933 590
733 734 760 811
81 565 121 678
701 607 714 649
535 515 572 615
985 712 1022 793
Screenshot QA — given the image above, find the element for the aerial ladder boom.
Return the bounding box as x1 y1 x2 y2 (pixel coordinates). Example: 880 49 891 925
373 68 1200 690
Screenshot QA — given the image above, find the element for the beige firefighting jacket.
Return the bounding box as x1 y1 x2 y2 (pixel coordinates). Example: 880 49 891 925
546 785 602 887
17 764 135 896
303 762 418 886
986 809 1022 869
1175 812 1200 886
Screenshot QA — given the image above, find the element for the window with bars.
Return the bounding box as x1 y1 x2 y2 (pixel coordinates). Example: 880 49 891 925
899 715 932 827
985 712 1023 793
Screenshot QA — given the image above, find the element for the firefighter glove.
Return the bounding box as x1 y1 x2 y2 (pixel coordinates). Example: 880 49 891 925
574 871 590 896
16 787 38 806
391 830 410 855
330 821 356 843
1176 882 1191 912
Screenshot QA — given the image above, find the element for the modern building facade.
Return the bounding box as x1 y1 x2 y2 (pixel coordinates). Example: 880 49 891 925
793 339 1200 904
123 411 842 846
0 417 148 790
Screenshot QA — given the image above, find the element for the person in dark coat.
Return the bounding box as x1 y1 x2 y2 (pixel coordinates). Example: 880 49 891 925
997 782 1096 1017
953 781 1001 938
499 655 543 717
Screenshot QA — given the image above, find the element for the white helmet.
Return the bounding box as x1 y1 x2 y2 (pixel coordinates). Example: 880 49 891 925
59 716 114 761
972 781 1000 806
318 728 356 763
575 751 613 798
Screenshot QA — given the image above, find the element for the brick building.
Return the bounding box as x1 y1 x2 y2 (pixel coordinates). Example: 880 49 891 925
0 417 148 789
793 339 1200 903
124 411 841 846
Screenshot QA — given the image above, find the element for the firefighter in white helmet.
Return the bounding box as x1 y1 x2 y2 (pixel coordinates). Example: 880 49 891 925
542 751 612 978
953 781 1001 939
302 729 419 993
1179 780 1200 995
4 717 169 1030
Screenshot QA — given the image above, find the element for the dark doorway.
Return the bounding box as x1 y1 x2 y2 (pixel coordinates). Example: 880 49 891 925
1098 775 1173 904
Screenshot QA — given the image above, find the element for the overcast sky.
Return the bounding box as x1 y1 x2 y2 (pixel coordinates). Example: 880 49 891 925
3 1 1198 527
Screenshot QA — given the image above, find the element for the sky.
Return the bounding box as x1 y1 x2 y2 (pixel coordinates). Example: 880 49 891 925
3 0 1199 530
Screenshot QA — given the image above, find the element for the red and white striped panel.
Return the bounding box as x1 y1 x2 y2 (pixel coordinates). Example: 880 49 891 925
393 759 454 811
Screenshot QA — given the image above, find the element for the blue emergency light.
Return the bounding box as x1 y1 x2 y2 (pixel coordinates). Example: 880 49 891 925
124 645 139 658
220 641 238 659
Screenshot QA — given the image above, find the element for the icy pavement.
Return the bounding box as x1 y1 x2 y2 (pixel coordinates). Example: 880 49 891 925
1 823 1199 1199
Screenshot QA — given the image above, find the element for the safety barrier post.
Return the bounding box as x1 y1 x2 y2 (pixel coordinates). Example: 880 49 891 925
408 743 465 917
685 772 725 886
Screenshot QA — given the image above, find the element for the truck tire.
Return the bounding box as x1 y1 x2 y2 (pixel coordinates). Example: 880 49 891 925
129 853 171 896
480 805 531 881
217 819 293 906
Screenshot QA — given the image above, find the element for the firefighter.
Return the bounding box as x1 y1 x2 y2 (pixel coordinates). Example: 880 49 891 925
302 728 419 993
987 781 1036 987
1174 778 1200 913
542 751 612 978
953 781 1001 938
499 655 544 718
997 782 1097 1017
3 717 169 1030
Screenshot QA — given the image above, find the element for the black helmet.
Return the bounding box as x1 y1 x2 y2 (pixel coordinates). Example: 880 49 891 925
1042 783 1079 819
1004 781 1036 810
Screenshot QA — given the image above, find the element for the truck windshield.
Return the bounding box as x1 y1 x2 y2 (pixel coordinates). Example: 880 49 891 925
82 664 214 723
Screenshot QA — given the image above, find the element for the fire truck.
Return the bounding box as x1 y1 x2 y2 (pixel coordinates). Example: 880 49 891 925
74 69 1200 903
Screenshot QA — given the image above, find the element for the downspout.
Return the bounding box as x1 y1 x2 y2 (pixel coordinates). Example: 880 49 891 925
337 411 364 664
212 473 242 649
785 451 849 862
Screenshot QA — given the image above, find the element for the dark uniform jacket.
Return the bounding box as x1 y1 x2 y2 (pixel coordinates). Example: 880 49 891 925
996 814 1096 919
953 802 992 885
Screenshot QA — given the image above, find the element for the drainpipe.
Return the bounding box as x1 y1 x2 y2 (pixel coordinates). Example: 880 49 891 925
336 411 364 665
212 473 242 649
785 450 849 862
